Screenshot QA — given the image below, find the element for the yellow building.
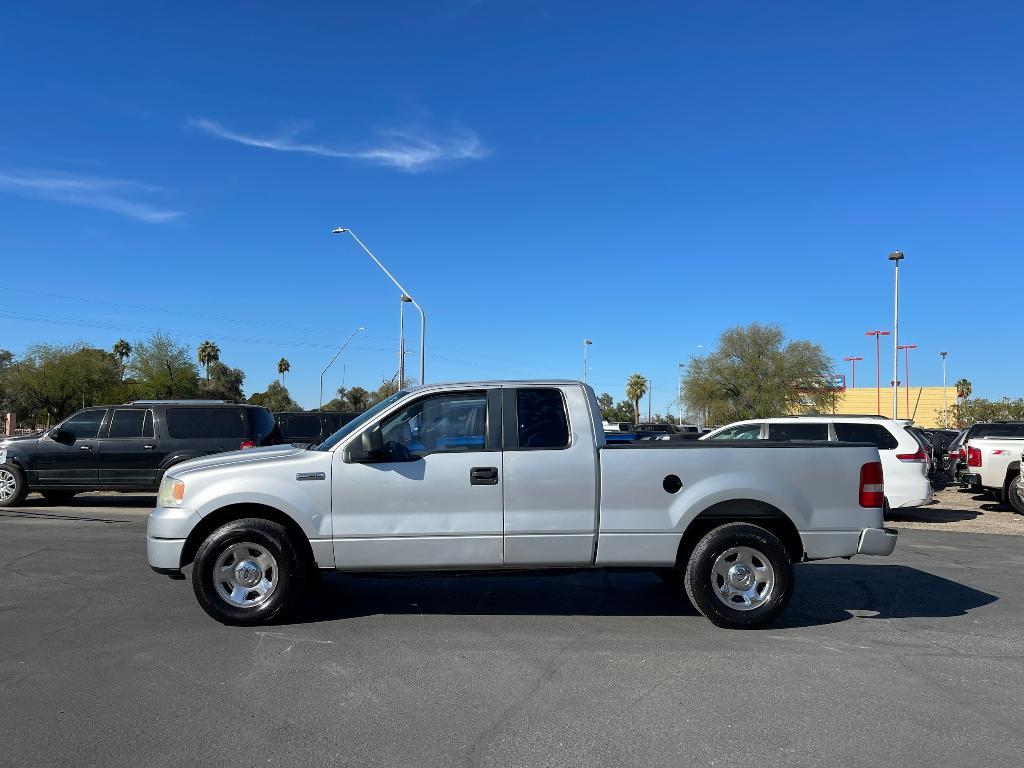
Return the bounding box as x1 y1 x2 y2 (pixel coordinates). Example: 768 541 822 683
827 386 957 428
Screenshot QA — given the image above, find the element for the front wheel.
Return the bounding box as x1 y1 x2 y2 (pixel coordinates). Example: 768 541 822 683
191 518 308 625
684 522 794 629
0 464 28 507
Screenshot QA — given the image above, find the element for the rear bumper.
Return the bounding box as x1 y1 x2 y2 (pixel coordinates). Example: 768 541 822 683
857 527 898 557
961 472 982 488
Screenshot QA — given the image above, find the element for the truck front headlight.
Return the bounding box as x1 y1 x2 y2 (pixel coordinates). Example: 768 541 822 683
157 477 186 507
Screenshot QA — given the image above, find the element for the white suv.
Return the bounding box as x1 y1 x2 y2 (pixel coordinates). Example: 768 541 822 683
702 416 933 512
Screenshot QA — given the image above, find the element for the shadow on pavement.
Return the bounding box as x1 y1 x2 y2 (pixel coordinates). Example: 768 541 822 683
286 564 997 629
887 506 980 523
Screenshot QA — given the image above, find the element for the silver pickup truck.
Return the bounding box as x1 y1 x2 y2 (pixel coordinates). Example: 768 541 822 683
148 381 896 629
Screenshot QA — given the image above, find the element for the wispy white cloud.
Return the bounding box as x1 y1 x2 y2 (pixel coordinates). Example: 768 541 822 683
188 117 490 172
0 170 182 223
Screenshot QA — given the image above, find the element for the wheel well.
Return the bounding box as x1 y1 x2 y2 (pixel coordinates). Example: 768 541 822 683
179 503 317 570
675 499 804 565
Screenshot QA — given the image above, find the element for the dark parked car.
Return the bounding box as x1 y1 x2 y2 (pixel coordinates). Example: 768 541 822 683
0 401 280 507
274 411 362 448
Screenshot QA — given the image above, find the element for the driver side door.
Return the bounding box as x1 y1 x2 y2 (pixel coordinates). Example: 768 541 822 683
35 409 108 486
330 389 504 569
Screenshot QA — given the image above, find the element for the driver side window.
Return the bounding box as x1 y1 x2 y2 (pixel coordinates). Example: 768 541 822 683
58 409 107 441
379 392 487 459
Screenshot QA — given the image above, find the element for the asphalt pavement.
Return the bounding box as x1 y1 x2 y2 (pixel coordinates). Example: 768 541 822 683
1 495 1022 768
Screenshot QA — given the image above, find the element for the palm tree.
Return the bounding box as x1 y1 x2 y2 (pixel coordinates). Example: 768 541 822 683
955 378 972 401
112 339 132 379
277 357 291 385
625 374 648 425
197 340 220 381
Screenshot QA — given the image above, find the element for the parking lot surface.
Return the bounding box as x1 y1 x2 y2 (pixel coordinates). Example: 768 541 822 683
2 495 1023 768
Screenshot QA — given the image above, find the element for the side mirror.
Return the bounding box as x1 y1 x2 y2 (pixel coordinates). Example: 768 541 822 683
50 428 72 443
345 425 384 463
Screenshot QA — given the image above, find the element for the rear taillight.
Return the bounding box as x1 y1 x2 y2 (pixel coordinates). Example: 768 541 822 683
958 447 966 460
240 440 256 450
896 448 928 462
860 462 885 508
967 446 982 467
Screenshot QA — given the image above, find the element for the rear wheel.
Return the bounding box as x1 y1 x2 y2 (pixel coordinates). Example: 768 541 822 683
40 490 76 505
0 464 28 507
684 522 793 629
191 518 308 625
1006 477 1024 515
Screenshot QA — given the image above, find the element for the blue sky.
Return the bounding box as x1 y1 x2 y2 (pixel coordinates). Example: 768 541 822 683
1 1 1022 410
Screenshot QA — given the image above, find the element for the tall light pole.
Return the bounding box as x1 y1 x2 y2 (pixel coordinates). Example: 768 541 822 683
843 356 863 388
940 351 948 426
332 227 426 384
319 326 365 410
898 343 918 418
888 250 905 417
583 339 592 385
677 362 685 425
399 295 412 386
865 330 890 415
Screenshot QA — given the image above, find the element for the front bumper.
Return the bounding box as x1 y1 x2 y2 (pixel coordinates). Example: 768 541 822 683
857 527 898 556
147 506 197 571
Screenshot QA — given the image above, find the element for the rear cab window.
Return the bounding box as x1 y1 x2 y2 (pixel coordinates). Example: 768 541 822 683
515 388 570 449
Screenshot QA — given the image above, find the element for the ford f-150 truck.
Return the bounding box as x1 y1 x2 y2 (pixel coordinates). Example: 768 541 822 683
147 381 897 629
960 436 1024 509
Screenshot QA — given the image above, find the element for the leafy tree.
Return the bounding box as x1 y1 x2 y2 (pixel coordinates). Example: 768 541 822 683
277 358 291 385
328 386 373 411
955 378 972 401
198 361 245 403
941 397 1024 428
626 374 648 425
597 393 635 423
128 333 200 399
5 344 122 421
248 381 301 412
197 340 221 381
112 339 132 379
682 323 834 424
0 349 16 412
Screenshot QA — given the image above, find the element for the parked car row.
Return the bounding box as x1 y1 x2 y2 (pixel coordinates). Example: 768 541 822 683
0 402 365 506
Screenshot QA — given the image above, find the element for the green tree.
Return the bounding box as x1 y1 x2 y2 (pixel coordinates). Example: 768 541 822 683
248 381 301 412
329 386 373 411
941 397 1024 428
197 340 221 381
597 392 634 423
198 360 245 403
682 323 834 424
0 349 17 412
128 333 200 399
5 344 122 421
277 358 291 385
112 339 132 380
626 374 648 425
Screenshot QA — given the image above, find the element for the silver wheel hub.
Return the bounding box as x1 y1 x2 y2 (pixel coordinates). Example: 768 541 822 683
711 545 775 611
0 469 16 503
214 542 278 608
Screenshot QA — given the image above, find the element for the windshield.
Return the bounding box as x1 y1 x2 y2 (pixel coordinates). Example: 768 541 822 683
312 390 409 451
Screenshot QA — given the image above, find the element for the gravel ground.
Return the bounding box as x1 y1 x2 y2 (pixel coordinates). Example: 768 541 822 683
888 484 1024 535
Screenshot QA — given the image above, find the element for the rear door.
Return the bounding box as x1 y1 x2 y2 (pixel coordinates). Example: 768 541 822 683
34 409 107 486
99 408 161 487
501 385 598 565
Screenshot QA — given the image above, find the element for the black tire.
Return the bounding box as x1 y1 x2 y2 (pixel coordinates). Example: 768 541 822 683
40 490 76 505
683 522 794 629
0 463 28 507
191 518 309 625
1006 477 1024 515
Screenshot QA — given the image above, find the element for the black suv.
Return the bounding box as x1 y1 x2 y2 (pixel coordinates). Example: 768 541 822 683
274 411 362 448
0 401 280 506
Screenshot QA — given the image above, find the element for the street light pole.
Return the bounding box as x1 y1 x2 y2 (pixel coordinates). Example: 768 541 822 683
333 227 426 384
678 362 685 425
843 356 863 389
865 330 890 415
583 339 592 385
889 250 905 418
319 326 365 410
898 343 918 418
399 295 412 386
940 351 948 426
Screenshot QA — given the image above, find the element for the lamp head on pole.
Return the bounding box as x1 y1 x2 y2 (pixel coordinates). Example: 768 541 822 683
888 250 905 262
331 227 348 235
940 351 947 359
400 295 413 303
584 339 592 346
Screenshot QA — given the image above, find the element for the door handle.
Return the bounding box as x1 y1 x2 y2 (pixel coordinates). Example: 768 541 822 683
79 445 93 451
143 445 155 450
470 466 499 485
